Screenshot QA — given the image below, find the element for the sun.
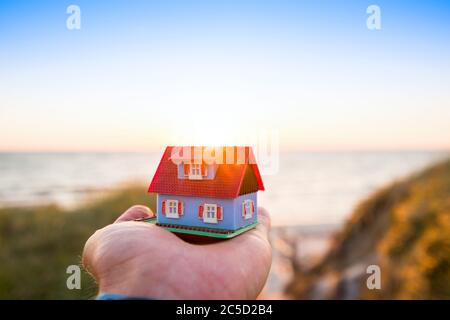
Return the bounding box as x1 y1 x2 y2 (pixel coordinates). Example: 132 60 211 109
168 112 256 147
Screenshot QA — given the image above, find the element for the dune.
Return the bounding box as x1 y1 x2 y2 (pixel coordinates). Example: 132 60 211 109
286 159 450 299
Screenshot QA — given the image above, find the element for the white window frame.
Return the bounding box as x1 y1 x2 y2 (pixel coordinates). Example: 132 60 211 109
189 164 202 180
166 200 179 218
203 204 217 224
243 200 254 220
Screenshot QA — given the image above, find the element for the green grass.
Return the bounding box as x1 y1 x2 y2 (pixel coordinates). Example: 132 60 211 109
0 183 155 299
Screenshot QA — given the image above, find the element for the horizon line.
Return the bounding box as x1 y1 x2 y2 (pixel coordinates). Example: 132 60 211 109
1 148 449 154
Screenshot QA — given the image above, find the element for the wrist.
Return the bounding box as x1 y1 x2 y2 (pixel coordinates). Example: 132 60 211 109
96 268 164 299
96 292 154 300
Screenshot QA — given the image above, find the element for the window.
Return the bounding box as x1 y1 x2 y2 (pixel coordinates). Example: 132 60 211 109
203 204 217 223
166 200 179 218
199 204 222 223
242 200 254 219
189 164 202 179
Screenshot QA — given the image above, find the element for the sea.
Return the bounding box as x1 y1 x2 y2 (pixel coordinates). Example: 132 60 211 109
0 151 448 227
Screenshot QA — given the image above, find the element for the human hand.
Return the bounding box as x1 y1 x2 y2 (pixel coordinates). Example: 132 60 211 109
82 205 272 299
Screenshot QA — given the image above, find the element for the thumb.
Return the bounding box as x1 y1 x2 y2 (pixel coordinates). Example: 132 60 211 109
114 205 154 223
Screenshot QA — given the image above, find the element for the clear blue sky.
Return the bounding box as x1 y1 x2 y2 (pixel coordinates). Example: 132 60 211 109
1 0 449 151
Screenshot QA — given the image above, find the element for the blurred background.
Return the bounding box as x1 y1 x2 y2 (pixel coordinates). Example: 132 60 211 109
0 0 449 299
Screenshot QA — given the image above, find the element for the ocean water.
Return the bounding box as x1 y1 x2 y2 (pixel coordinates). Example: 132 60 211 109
0 151 448 226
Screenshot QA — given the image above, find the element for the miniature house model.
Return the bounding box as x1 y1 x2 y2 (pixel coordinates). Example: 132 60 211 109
148 146 264 238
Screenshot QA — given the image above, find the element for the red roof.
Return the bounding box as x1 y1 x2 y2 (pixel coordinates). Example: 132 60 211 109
148 146 265 198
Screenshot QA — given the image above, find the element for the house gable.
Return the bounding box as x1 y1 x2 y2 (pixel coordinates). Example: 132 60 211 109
238 164 260 196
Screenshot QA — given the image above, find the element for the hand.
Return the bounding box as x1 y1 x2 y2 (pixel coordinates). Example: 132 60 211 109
82 205 272 299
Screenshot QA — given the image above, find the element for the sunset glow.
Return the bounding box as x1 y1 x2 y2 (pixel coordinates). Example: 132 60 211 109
1 1 449 152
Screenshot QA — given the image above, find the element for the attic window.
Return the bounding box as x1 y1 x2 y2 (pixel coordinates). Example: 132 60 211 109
184 163 207 180
190 164 201 178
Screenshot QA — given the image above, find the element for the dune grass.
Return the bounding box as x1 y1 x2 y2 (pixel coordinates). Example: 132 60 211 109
0 183 156 299
287 159 450 299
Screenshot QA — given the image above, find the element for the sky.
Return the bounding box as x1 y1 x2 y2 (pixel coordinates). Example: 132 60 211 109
0 0 449 152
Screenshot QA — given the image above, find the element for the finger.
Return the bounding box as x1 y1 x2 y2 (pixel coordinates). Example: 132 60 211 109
254 207 271 240
233 207 271 244
214 206 272 249
201 207 272 298
115 205 154 223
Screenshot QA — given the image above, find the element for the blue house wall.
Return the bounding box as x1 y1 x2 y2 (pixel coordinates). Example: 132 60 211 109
233 192 258 229
156 192 257 231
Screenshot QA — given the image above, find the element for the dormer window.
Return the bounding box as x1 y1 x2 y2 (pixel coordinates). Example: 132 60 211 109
190 164 202 179
183 163 207 180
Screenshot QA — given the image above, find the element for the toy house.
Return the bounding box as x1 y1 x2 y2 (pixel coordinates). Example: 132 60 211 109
147 146 264 238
